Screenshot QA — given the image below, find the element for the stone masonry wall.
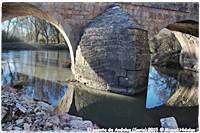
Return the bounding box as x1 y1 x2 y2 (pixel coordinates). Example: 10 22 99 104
2 2 198 70
2 2 198 95
74 6 150 95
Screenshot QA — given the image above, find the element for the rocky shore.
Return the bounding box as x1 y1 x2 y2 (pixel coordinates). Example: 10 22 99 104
1 91 98 131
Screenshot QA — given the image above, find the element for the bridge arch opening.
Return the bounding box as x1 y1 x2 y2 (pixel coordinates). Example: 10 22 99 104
166 20 199 37
1 15 74 107
149 19 199 71
2 3 75 70
146 19 199 108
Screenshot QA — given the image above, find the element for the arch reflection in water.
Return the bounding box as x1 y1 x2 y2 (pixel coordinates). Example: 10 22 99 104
2 50 72 82
58 64 199 129
166 69 198 107
146 66 198 108
60 82 198 129
1 50 73 107
68 83 147 128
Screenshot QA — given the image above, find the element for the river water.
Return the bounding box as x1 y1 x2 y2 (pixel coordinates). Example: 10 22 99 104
1 50 199 129
1 50 73 107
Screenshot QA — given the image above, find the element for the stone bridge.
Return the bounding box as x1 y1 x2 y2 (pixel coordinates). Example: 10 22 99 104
2 2 199 95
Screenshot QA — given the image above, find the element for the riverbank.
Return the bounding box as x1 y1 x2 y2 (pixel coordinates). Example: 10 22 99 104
2 42 69 50
1 89 98 131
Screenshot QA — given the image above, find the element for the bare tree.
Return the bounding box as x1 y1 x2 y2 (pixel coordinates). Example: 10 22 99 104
5 19 12 41
30 17 42 43
2 16 66 44
55 28 60 44
39 19 50 44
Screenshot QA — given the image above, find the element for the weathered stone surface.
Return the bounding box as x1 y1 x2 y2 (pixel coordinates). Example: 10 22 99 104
23 123 31 130
16 103 27 113
150 28 199 72
1 106 8 121
16 119 24 125
150 28 182 67
2 2 199 96
74 6 149 95
173 31 199 71
1 91 98 131
2 2 198 73
69 120 93 130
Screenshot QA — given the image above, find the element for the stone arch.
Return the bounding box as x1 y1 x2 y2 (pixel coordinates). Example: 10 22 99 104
151 18 199 39
2 2 75 72
148 18 199 107
149 18 199 71
166 20 198 37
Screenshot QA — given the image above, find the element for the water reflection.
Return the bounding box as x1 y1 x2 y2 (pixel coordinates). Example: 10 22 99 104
1 50 198 129
146 66 198 108
166 70 198 107
146 67 177 108
2 50 73 82
25 76 68 107
68 83 147 128
1 50 73 107
62 82 198 129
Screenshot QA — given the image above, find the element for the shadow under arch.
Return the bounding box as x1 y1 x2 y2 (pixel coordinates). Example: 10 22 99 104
166 20 198 37
2 2 75 72
149 19 199 69
152 19 199 40
147 16 199 122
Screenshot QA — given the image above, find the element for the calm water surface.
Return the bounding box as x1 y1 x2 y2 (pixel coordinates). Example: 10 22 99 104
68 65 198 128
2 50 73 107
1 50 198 129
146 66 177 108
